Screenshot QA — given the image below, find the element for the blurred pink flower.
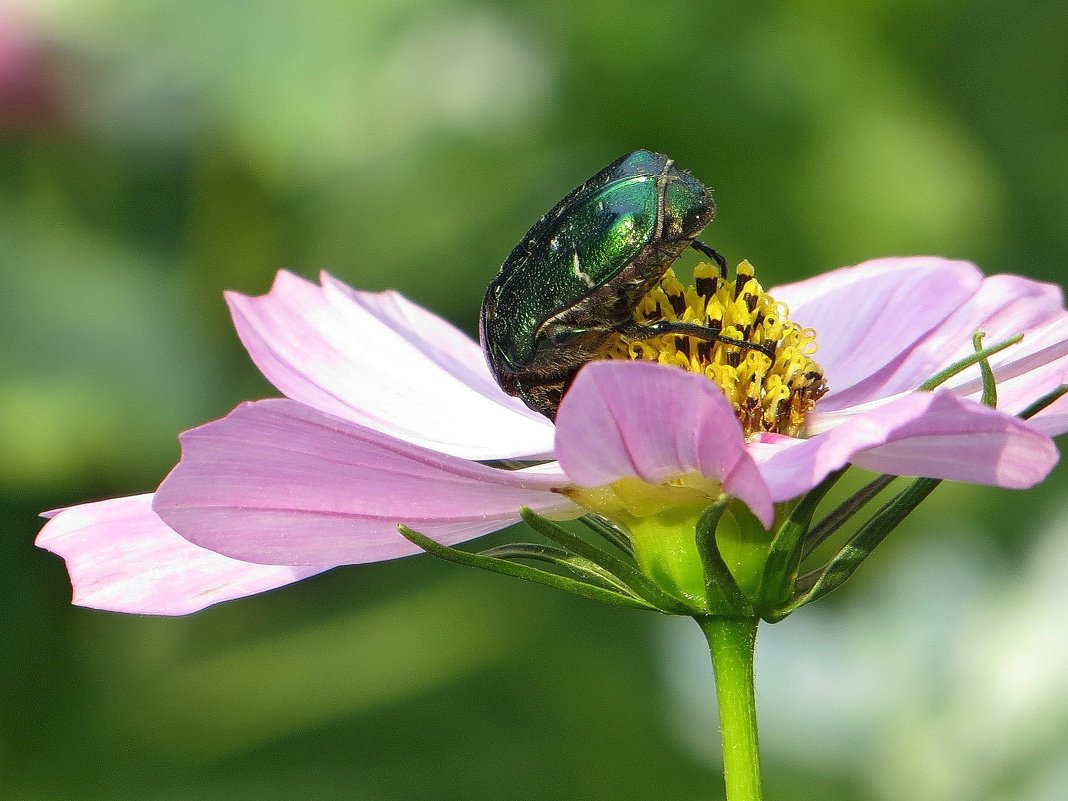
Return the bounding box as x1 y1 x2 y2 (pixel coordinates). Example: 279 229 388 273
38 258 1067 614
0 9 58 132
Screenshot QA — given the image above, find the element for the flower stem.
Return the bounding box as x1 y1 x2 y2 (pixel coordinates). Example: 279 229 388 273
697 615 763 801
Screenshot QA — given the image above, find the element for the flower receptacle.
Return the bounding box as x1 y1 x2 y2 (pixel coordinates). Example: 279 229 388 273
568 476 774 612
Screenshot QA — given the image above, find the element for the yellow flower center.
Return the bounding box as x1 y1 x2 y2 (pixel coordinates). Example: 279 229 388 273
598 260 827 438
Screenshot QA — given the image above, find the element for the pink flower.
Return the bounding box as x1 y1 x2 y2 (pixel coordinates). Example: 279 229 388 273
38 258 1067 614
0 10 58 132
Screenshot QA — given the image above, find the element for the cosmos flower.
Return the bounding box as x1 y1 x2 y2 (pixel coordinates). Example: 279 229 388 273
37 257 1067 614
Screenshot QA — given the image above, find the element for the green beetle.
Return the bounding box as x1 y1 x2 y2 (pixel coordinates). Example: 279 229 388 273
480 150 770 420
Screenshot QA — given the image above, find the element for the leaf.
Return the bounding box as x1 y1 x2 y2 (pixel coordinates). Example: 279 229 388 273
1019 384 1068 420
919 333 1022 390
972 331 997 407
801 473 897 560
578 514 634 557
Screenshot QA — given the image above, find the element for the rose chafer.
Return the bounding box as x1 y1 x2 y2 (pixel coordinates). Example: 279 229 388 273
480 150 772 419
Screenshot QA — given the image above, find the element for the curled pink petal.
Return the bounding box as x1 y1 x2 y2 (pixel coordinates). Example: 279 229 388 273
752 391 1058 501
36 495 326 615
154 399 577 566
320 272 507 401
554 361 774 528
226 271 554 461
771 257 982 401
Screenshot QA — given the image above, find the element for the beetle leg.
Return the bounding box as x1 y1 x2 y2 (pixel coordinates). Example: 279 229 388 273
689 239 728 278
622 320 776 359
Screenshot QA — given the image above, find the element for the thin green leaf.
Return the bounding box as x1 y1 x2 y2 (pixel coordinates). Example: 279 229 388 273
1019 384 1068 420
518 508 695 614
972 331 998 407
479 542 578 561
754 468 844 616
398 525 658 611
578 514 634 557
919 333 1022 390
801 473 897 560
773 477 941 620
694 498 753 616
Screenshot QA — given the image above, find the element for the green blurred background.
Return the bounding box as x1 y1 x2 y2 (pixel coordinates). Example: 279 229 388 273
5 1 1068 799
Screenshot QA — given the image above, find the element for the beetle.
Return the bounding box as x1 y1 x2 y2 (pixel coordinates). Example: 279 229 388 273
479 150 772 419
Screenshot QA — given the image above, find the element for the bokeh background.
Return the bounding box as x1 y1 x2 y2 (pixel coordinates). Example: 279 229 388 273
5 1 1068 799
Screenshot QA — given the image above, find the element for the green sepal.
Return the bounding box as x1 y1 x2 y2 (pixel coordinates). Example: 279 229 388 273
518 508 695 614
753 469 844 618
772 477 941 619
397 525 658 612
694 499 753 616
478 542 640 596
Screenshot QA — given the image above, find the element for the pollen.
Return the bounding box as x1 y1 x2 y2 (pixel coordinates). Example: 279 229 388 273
599 260 828 438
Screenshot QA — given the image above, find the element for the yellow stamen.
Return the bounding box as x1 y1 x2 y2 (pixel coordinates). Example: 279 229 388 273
599 260 828 438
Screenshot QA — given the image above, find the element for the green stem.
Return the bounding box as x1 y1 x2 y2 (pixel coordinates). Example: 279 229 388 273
697 616 763 801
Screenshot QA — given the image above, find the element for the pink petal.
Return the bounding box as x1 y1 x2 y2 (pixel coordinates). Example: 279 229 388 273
751 391 1058 501
320 273 507 400
553 361 774 528
770 257 983 402
153 399 577 566
36 495 326 615
823 271 1068 410
225 271 554 461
